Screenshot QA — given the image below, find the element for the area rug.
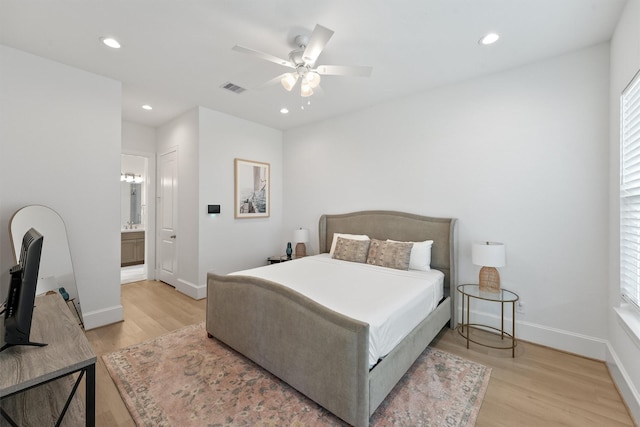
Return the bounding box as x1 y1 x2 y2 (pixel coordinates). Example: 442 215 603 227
103 323 490 426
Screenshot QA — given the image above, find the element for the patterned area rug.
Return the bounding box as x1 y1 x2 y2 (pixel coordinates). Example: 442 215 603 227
103 323 490 426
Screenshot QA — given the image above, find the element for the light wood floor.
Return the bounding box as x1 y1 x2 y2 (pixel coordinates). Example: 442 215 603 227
85 280 206 426
85 280 636 427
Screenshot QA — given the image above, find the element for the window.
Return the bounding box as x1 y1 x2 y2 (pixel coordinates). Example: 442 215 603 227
620 69 640 311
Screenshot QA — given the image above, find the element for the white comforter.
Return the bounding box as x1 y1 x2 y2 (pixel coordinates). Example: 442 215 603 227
230 254 444 366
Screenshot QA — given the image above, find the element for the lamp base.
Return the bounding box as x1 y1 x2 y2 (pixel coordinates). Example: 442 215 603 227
479 266 500 293
295 242 307 258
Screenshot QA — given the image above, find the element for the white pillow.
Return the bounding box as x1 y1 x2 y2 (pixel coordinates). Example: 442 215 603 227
388 239 433 271
329 233 370 255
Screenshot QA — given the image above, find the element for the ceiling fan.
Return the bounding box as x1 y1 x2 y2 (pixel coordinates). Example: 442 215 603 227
232 24 372 98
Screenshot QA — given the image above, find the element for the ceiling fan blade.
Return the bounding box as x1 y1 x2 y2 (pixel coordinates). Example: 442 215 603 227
232 45 294 68
302 24 334 64
315 65 373 77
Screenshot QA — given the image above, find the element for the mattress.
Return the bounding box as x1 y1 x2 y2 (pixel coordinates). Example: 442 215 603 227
230 254 444 366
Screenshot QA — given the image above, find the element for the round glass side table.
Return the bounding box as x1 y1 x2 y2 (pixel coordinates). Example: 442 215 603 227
457 284 519 357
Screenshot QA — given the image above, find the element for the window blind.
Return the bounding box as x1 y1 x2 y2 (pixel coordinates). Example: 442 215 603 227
620 69 640 310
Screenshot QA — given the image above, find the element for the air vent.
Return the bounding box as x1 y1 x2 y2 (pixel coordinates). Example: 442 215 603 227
220 82 247 94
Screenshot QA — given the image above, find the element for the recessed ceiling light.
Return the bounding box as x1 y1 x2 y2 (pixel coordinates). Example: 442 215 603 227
280 108 289 114
479 33 500 45
142 105 153 110
100 37 121 49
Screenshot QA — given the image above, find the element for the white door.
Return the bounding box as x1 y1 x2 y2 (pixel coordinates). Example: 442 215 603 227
157 149 178 286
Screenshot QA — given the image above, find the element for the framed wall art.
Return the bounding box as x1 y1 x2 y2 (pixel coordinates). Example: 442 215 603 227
234 158 270 218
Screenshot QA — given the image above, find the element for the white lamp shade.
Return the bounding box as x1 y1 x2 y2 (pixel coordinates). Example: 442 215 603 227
281 73 298 91
472 242 506 267
305 71 321 88
294 228 309 243
300 82 313 97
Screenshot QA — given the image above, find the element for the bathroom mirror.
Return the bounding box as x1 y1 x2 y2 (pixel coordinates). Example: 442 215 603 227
122 181 143 227
10 205 82 325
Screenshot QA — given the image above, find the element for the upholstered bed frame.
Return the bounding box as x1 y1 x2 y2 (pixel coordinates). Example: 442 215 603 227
206 210 457 426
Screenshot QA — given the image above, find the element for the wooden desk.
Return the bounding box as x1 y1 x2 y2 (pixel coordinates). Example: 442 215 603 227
0 293 96 426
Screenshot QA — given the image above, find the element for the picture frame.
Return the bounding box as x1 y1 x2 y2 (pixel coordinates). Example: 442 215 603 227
234 158 270 218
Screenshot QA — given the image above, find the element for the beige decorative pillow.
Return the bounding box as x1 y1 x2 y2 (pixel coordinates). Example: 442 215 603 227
366 239 414 270
332 237 371 263
329 233 370 255
387 239 433 271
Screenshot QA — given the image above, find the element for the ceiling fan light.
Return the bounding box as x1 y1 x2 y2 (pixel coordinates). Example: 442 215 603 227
281 73 298 91
305 71 321 88
301 82 314 97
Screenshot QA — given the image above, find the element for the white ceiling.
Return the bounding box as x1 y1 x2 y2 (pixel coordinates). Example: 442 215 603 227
0 0 627 130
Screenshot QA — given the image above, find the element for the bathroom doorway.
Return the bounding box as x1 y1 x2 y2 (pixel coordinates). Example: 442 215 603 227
121 154 149 284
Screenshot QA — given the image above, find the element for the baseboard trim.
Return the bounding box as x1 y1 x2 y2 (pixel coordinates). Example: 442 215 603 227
516 318 608 360
176 278 206 300
464 309 608 360
607 343 640 425
82 304 123 330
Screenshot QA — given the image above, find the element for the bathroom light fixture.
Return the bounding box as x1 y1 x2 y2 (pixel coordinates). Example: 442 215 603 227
280 108 289 114
100 37 121 49
121 173 143 183
141 105 153 110
479 32 500 45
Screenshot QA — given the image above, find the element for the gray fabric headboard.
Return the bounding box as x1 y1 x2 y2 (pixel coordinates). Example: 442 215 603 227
318 210 457 321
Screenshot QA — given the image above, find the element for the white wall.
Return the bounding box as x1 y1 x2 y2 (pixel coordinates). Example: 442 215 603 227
122 121 157 279
122 121 156 153
284 44 611 358
608 0 640 422
0 45 122 329
198 107 283 286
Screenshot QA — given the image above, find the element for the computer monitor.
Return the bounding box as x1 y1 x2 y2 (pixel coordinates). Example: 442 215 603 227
1 227 46 352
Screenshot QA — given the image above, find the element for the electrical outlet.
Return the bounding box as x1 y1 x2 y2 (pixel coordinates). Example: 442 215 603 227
516 301 525 314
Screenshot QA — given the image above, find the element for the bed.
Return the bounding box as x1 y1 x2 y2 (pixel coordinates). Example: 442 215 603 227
206 210 457 426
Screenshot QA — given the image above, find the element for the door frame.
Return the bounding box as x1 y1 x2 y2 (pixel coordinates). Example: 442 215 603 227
121 149 156 281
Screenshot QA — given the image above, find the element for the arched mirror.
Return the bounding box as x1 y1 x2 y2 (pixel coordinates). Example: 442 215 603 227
10 205 82 326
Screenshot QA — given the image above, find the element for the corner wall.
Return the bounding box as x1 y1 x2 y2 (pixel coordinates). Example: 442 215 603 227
608 0 640 422
0 45 122 329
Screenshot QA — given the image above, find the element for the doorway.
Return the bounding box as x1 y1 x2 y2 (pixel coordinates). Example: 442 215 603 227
121 154 149 284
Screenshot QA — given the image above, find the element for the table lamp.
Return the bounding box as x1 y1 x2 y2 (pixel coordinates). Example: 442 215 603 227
294 228 309 258
472 242 506 293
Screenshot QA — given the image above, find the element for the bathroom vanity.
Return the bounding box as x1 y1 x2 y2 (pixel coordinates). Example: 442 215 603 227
121 230 145 267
